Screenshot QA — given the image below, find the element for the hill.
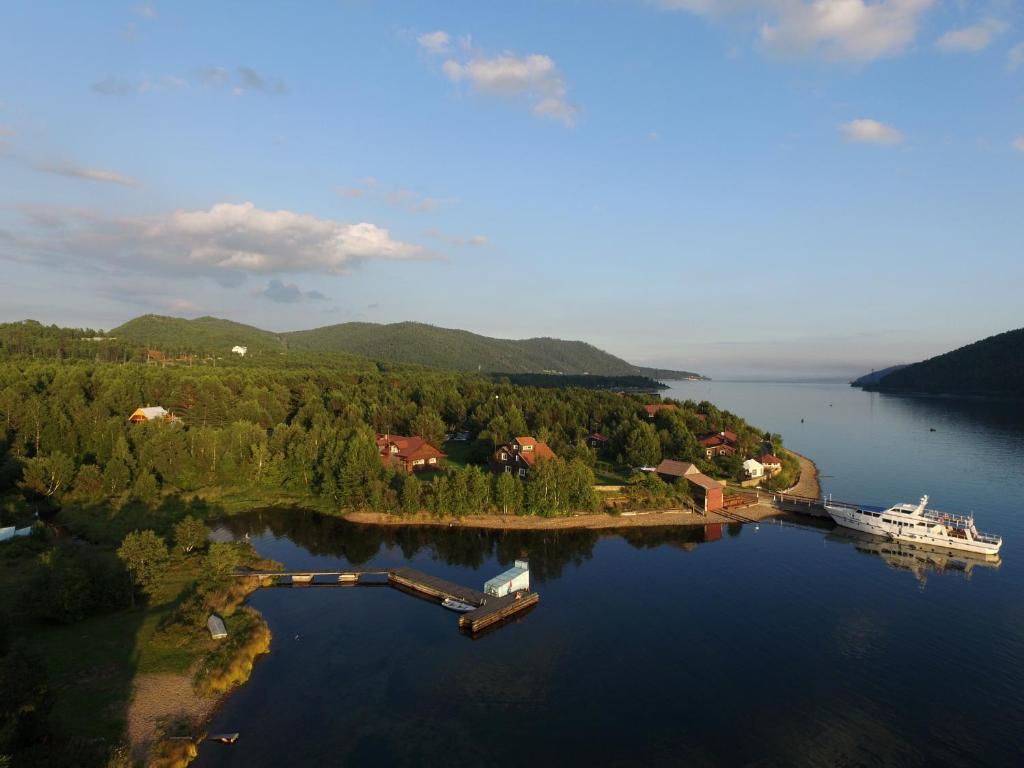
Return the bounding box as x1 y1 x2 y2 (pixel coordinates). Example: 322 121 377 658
282 321 705 378
111 315 286 355
862 329 1024 397
850 364 908 388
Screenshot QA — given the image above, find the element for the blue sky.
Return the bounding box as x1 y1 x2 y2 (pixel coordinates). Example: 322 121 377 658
1 1 1022 377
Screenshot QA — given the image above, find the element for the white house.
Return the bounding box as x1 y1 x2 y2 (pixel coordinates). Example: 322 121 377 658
743 459 765 479
231 345 248 356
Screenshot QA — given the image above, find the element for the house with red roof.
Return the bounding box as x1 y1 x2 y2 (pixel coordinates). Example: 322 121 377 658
643 403 680 419
759 454 783 476
376 434 446 474
699 431 738 459
492 436 557 478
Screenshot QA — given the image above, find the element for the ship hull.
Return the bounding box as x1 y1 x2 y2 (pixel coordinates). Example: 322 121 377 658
825 505 1001 557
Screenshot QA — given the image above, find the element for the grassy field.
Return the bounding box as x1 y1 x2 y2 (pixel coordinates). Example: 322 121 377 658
441 439 476 469
593 461 630 485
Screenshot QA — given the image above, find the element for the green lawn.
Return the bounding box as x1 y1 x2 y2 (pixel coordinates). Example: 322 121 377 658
593 461 630 485
441 439 477 469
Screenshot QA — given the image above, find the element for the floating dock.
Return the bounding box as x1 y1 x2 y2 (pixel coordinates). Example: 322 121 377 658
389 567 488 606
238 566 537 634
459 590 540 633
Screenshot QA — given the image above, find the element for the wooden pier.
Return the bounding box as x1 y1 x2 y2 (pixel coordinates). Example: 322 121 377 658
236 567 537 634
459 590 540 633
389 567 488 606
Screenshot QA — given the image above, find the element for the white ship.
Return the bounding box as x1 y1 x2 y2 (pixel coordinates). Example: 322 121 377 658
824 495 1002 557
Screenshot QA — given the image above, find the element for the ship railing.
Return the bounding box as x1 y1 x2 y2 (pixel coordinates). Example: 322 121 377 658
974 532 1002 545
921 509 973 528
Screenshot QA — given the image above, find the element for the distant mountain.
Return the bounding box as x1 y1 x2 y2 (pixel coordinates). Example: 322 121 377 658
850 364 908 388
109 315 707 378
283 321 705 378
859 329 1024 397
111 315 286 355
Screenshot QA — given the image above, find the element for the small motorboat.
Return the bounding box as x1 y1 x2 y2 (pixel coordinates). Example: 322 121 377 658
441 597 477 613
209 733 240 744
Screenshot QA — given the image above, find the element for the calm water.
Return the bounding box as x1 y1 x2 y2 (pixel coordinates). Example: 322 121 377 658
196 382 1024 768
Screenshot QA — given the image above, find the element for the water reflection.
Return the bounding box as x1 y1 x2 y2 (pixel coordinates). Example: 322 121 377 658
218 510 735 582
827 527 1002 588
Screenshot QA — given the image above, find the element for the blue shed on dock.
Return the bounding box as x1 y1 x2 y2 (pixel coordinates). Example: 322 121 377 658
484 560 530 597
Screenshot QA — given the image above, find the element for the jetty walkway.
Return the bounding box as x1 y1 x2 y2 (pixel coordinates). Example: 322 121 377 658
234 566 538 634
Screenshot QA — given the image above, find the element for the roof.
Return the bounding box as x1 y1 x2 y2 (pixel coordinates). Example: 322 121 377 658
587 432 609 442
520 441 556 465
760 453 782 465
514 436 536 447
643 403 680 416
685 473 723 492
132 406 169 420
483 562 529 591
655 459 699 478
377 434 445 462
700 431 738 447
743 458 764 468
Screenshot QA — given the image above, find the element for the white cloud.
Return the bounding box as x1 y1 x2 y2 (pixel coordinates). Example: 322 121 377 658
254 278 327 303
660 0 936 62
1012 136 1024 152
442 52 577 125
11 202 429 279
1008 42 1024 70
418 30 451 55
935 18 1007 53
34 161 142 187
840 118 904 144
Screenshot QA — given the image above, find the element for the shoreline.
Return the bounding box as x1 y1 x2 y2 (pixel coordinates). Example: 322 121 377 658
345 449 822 532
181 450 822 764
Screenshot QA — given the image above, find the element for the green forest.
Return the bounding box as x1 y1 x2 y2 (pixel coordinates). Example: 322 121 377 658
0 318 785 767
870 327 1024 397
0 314 704 379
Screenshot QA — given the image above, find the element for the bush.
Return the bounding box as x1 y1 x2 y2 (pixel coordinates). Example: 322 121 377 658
193 608 271 697
22 543 132 623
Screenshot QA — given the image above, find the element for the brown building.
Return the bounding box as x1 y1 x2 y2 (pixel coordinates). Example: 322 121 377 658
376 434 446 474
128 406 181 425
699 431 738 459
654 459 723 513
492 436 556 478
643 403 680 419
655 459 700 483
686 472 725 513
585 432 610 450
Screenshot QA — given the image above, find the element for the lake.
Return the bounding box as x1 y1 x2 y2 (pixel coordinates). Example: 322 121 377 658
195 381 1024 767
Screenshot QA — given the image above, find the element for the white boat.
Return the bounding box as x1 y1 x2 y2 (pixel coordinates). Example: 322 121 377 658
825 495 1002 557
441 597 477 612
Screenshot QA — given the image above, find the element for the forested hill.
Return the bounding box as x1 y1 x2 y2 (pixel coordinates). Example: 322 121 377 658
282 321 704 378
850 364 908 388
111 315 287 355
7 315 706 379
865 328 1024 397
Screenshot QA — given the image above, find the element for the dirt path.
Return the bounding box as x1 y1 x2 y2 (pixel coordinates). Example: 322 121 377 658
784 450 821 498
127 673 215 763
345 503 784 531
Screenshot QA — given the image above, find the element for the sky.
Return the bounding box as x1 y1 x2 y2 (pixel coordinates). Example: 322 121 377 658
1 0 1022 378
